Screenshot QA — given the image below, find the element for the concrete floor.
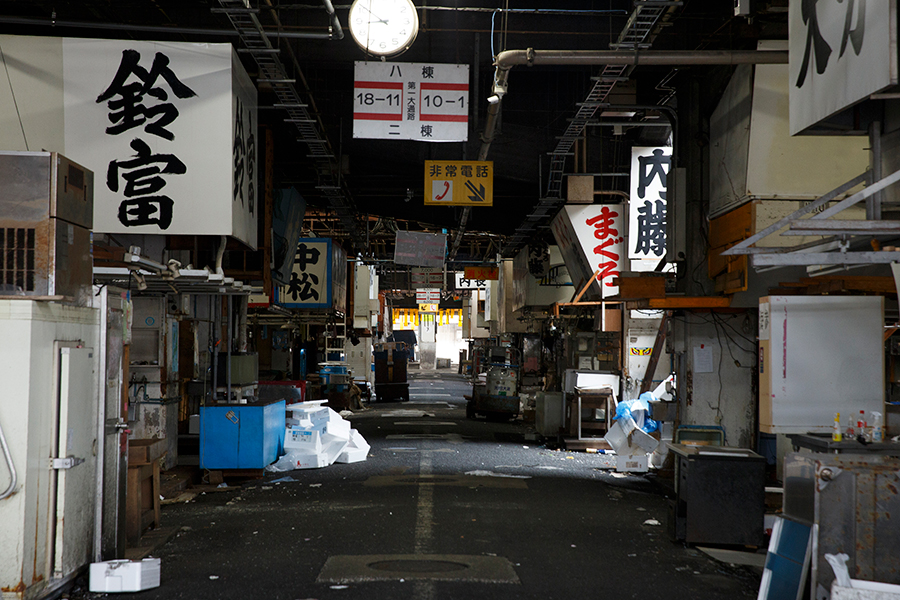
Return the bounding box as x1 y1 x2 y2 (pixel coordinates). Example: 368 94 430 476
84 370 763 599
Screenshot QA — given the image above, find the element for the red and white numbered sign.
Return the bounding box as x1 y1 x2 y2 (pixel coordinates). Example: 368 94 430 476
353 61 469 142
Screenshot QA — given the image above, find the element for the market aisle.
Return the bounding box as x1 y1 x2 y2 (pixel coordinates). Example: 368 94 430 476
108 371 760 600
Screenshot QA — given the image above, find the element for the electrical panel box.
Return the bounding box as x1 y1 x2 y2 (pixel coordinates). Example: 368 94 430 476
758 296 884 433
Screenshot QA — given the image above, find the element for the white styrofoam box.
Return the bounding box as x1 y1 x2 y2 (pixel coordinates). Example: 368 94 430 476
630 428 659 455
284 428 323 451
616 454 649 473
336 429 370 464
325 410 352 440
286 401 329 429
605 416 635 456
320 433 349 464
89 558 160 593
286 415 327 431
286 450 330 470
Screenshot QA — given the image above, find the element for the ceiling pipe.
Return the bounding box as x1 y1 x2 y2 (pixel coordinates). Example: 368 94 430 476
320 0 345 41
478 48 787 163
450 47 789 260
494 48 788 68
0 10 343 40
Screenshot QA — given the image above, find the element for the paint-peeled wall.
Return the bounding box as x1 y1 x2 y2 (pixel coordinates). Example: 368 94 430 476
673 312 758 449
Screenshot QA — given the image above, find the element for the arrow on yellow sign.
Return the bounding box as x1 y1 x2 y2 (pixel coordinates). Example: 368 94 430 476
464 180 486 202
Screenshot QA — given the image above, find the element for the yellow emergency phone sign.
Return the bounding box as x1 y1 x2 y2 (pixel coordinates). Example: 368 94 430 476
424 160 493 206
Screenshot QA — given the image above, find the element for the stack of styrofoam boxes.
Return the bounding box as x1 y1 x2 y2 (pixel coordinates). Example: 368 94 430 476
283 401 369 468
604 415 659 473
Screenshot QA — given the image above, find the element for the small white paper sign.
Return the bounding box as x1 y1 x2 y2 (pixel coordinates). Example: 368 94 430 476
693 345 714 374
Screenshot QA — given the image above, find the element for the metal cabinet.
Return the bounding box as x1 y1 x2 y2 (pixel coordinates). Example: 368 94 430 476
783 453 900 599
667 444 766 546
199 400 285 470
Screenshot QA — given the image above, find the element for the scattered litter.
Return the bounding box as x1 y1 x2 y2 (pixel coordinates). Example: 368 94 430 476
271 476 298 484
535 466 563 470
825 553 852 588
566 456 574 460
209 575 219 580
216 483 228 488
609 472 628 478
464 470 531 479
636 507 647 512
643 519 661 526
339 410 353 418
628 553 637 557
522 446 529 449
309 483 322 488
382 410 434 418
161 491 198 505
261 486 273 491
330 585 349 590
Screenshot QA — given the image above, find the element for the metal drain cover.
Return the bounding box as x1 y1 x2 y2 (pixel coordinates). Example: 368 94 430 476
317 554 520 584
367 559 469 573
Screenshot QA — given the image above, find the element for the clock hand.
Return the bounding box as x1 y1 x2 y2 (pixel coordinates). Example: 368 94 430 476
360 5 388 24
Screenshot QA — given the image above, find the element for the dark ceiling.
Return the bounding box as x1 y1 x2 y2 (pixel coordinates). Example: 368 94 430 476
0 1 787 263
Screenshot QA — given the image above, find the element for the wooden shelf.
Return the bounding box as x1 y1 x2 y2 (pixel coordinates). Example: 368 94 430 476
566 389 614 441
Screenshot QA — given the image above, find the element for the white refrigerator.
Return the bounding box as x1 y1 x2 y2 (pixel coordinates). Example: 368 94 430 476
0 300 100 599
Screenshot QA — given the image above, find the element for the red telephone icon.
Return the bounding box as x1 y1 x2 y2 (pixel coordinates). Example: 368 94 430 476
435 181 450 201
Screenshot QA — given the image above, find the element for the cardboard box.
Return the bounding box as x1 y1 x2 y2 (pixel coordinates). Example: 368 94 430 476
616 454 649 473
89 559 160 593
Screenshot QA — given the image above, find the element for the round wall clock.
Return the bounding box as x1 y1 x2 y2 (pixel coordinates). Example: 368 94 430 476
348 0 419 58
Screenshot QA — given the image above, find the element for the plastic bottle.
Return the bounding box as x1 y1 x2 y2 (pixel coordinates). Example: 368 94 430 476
857 409 867 430
832 412 843 442
871 412 883 443
845 417 855 439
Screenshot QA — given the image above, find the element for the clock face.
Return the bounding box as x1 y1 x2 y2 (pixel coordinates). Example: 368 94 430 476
348 0 419 57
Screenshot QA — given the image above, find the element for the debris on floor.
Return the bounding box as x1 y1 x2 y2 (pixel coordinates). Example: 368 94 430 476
464 470 532 479
266 401 370 471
